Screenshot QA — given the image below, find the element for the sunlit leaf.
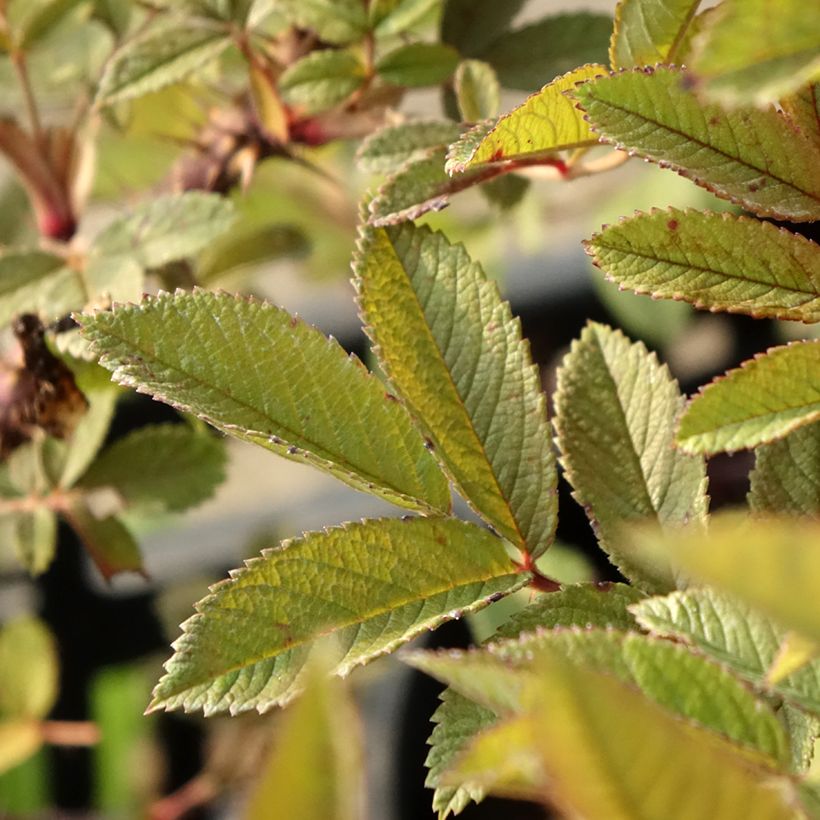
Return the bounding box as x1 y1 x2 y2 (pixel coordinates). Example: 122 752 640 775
690 0 820 106
609 0 700 69
79 290 449 513
554 322 707 590
376 43 459 87
585 208 820 323
447 64 606 173
677 340 820 454
0 721 42 777
95 21 232 106
631 586 820 717
749 422 820 517
148 517 527 715
356 120 461 173
574 67 820 222
279 50 365 115
768 633 818 686
355 222 557 559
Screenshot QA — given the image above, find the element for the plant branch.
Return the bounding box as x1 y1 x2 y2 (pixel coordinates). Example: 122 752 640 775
11 51 44 145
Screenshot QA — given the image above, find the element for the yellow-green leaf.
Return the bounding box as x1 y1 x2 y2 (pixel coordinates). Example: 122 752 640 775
554 323 707 590
279 50 365 115
782 83 820 150
609 0 700 69
574 67 820 222
454 60 499 123
355 222 557 559
677 340 820 454
0 618 58 720
690 0 820 106
356 120 461 174
78 290 449 513
768 633 818 686
447 64 606 173
376 43 459 87
585 208 820 323
149 517 527 715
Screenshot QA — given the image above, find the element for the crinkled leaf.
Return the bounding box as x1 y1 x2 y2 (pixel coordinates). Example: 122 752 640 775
554 322 707 591
630 513 820 649
245 666 364 820
376 43 459 88
95 22 232 106
272 0 367 45
355 222 557 558
453 60 499 122
80 424 226 513
0 251 84 325
609 0 700 69
782 83 820 149
690 0 820 106
585 208 820 323
448 64 606 173
149 517 527 715
427 583 644 817
440 0 526 58
574 67 820 222
79 290 449 513
0 618 58 719
356 120 461 173
749 421 820 517
677 340 820 454
367 146 492 225
66 502 143 580
11 507 57 576
91 192 236 272
442 648 801 820
479 13 612 92
631 586 820 718
279 50 365 115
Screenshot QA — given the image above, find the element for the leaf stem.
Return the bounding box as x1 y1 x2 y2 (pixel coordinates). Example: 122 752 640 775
514 554 561 592
11 50 44 146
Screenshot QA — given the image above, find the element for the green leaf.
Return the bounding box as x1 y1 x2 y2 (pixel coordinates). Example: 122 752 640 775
478 174 530 211
245 666 364 820
91 192 236 272
427 583 645 817
356 120 461 174
80 424 226 513
441 648 801 820
78 290 449 513
782 83 820 150
95 21 233 106
371 0 440 37
554 322 707 591
0 251 85 326
676 340 820 454
585 208 820 323
610 0 700 69
355 222 557 559
279 50 365 115
272 0 367 45
454 60 499 122
149 517 527 715
367 146 492 225
11 508 57 576
441 0 526 57
0 618 58 720
65 502 143 580
631 587 820 718
630 513 820 650
479 13 612 91
8 0 85 50
376 43 459 87
447 64 606 173
574 67 820 222
690 0 820 106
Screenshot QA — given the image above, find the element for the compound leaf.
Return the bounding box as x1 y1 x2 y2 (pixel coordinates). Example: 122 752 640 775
79 290 449 513
80 424 226 513
585 208 820 323
610 0 700 69
149 517 527 715
677 340 820 454
554 322 707 591
355 222 557 559
690 0 820 106
574 67 820 222
447 64 606 173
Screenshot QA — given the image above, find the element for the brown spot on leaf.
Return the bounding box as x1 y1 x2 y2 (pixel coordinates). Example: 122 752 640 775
667 219 678 231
